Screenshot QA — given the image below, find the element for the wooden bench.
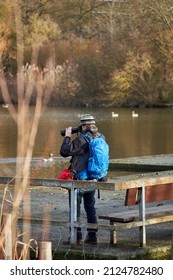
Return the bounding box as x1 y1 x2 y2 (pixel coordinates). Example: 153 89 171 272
99 183 173 246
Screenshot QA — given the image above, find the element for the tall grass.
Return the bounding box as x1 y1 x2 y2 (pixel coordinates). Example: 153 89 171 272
0 1 55 259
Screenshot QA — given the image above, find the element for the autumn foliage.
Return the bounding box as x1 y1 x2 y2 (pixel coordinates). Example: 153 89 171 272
1 0 173 106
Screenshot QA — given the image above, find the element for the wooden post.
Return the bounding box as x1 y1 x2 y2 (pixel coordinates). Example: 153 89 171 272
39 241 52 260
22 189 31 260
4 214 12 260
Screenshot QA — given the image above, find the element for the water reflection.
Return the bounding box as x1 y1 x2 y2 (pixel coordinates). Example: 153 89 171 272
0 106 173 178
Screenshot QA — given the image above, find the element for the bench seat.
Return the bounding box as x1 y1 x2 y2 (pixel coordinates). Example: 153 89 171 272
99 183 173 246
99 203 173 223
99 203 173 245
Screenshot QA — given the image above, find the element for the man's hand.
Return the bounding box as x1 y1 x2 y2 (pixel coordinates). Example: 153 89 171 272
65 127 72 137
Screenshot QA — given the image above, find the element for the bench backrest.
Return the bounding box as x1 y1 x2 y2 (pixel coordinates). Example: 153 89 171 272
125 183 173 206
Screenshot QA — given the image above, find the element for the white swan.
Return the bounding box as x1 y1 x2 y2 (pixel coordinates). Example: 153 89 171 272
43 153 54 162
112 112 119 118
132 111 138 117
2 104 9 108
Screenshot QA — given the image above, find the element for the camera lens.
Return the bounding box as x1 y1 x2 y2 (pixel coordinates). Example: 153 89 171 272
72 127 78 134
60 127 78 136
60 129 66 136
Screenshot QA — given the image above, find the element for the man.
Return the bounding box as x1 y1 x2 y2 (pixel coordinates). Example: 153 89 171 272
60 114 107 245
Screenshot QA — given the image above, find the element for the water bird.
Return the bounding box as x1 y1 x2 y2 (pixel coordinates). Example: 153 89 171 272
112 112 119 118
132 111 138 117
43 153 54 162
2 104 9 108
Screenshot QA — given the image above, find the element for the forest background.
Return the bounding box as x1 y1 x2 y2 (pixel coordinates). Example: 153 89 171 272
1 0 173 108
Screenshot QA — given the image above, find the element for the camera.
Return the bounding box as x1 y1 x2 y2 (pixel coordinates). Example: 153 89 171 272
60 127 79 137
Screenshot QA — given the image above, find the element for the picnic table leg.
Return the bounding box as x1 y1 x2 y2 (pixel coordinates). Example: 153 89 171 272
138 183 146 247
70 185 77 246
110 221 117 244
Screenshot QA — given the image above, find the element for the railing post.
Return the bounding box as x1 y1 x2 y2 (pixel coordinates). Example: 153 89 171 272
138 182 146 247
70 183 77 245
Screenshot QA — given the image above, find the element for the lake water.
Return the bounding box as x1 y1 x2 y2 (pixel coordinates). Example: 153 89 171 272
0 106 173 178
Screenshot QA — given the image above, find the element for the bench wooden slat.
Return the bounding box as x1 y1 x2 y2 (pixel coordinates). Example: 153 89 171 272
125 183 173 206
99 204 173 223
125 188 138 206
